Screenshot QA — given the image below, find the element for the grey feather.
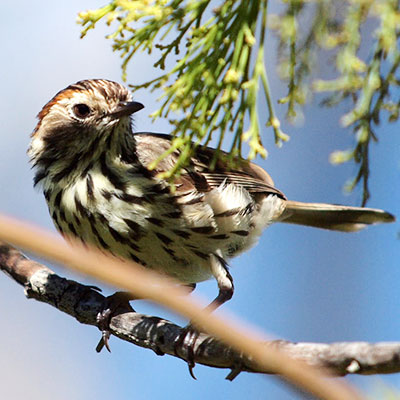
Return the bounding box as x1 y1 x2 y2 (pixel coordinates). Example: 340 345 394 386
278 200 395 232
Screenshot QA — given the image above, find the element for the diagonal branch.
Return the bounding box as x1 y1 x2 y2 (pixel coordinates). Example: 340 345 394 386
0 216 364 400
2 240 400 379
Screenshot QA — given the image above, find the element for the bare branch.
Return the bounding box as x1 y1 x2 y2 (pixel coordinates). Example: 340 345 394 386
2 240 400 379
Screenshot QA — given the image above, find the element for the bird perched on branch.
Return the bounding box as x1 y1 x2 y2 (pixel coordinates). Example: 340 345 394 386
28 79 395 371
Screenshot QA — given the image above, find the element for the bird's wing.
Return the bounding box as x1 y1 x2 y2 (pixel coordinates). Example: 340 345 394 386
134 132 286 199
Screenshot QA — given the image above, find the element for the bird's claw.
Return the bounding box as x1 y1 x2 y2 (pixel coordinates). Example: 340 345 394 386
95 291 134 353
96 307 113 353
174 324 200 379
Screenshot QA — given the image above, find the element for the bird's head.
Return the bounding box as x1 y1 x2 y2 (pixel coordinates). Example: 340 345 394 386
28 79 144 164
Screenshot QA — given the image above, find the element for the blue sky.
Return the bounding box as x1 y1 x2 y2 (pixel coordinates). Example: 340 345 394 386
0 2 399 399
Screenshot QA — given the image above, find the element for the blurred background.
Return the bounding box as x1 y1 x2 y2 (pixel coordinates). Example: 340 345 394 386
0 1 399 399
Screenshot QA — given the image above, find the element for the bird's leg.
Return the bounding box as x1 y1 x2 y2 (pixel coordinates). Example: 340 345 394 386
175 252 234 378
96 291 138 353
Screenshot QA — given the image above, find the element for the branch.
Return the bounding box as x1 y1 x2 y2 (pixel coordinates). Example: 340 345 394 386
0 216 366 399
2 240 400 379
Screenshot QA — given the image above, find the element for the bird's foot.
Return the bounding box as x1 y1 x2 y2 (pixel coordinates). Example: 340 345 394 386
96 291 134 353
174 323 201 379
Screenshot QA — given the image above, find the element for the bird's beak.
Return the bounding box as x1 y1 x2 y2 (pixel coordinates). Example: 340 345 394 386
110 101 144 118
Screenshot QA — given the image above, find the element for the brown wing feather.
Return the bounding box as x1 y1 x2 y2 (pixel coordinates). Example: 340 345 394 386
134 133 286 199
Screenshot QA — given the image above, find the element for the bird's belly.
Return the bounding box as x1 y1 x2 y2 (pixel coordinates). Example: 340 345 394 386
45 178 284 284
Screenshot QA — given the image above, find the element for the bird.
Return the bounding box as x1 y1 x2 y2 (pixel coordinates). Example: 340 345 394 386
28 78 395 367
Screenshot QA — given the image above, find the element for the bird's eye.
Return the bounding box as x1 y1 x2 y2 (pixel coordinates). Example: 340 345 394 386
72 104 91 119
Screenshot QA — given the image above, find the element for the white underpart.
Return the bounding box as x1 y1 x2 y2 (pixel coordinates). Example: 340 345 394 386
183 206 216 231
207 182 251 211
206 182 253 232
41 160 286 285
253 194 286 235
234 194 285 254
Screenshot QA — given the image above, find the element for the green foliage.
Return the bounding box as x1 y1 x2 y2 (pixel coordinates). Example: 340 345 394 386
78 0 399 202
79 0 289 178
274 0 400 205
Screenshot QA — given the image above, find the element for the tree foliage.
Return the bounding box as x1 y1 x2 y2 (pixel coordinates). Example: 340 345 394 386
78 0 400 204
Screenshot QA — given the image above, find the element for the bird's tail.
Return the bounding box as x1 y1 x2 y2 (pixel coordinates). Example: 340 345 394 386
278 200 395 232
